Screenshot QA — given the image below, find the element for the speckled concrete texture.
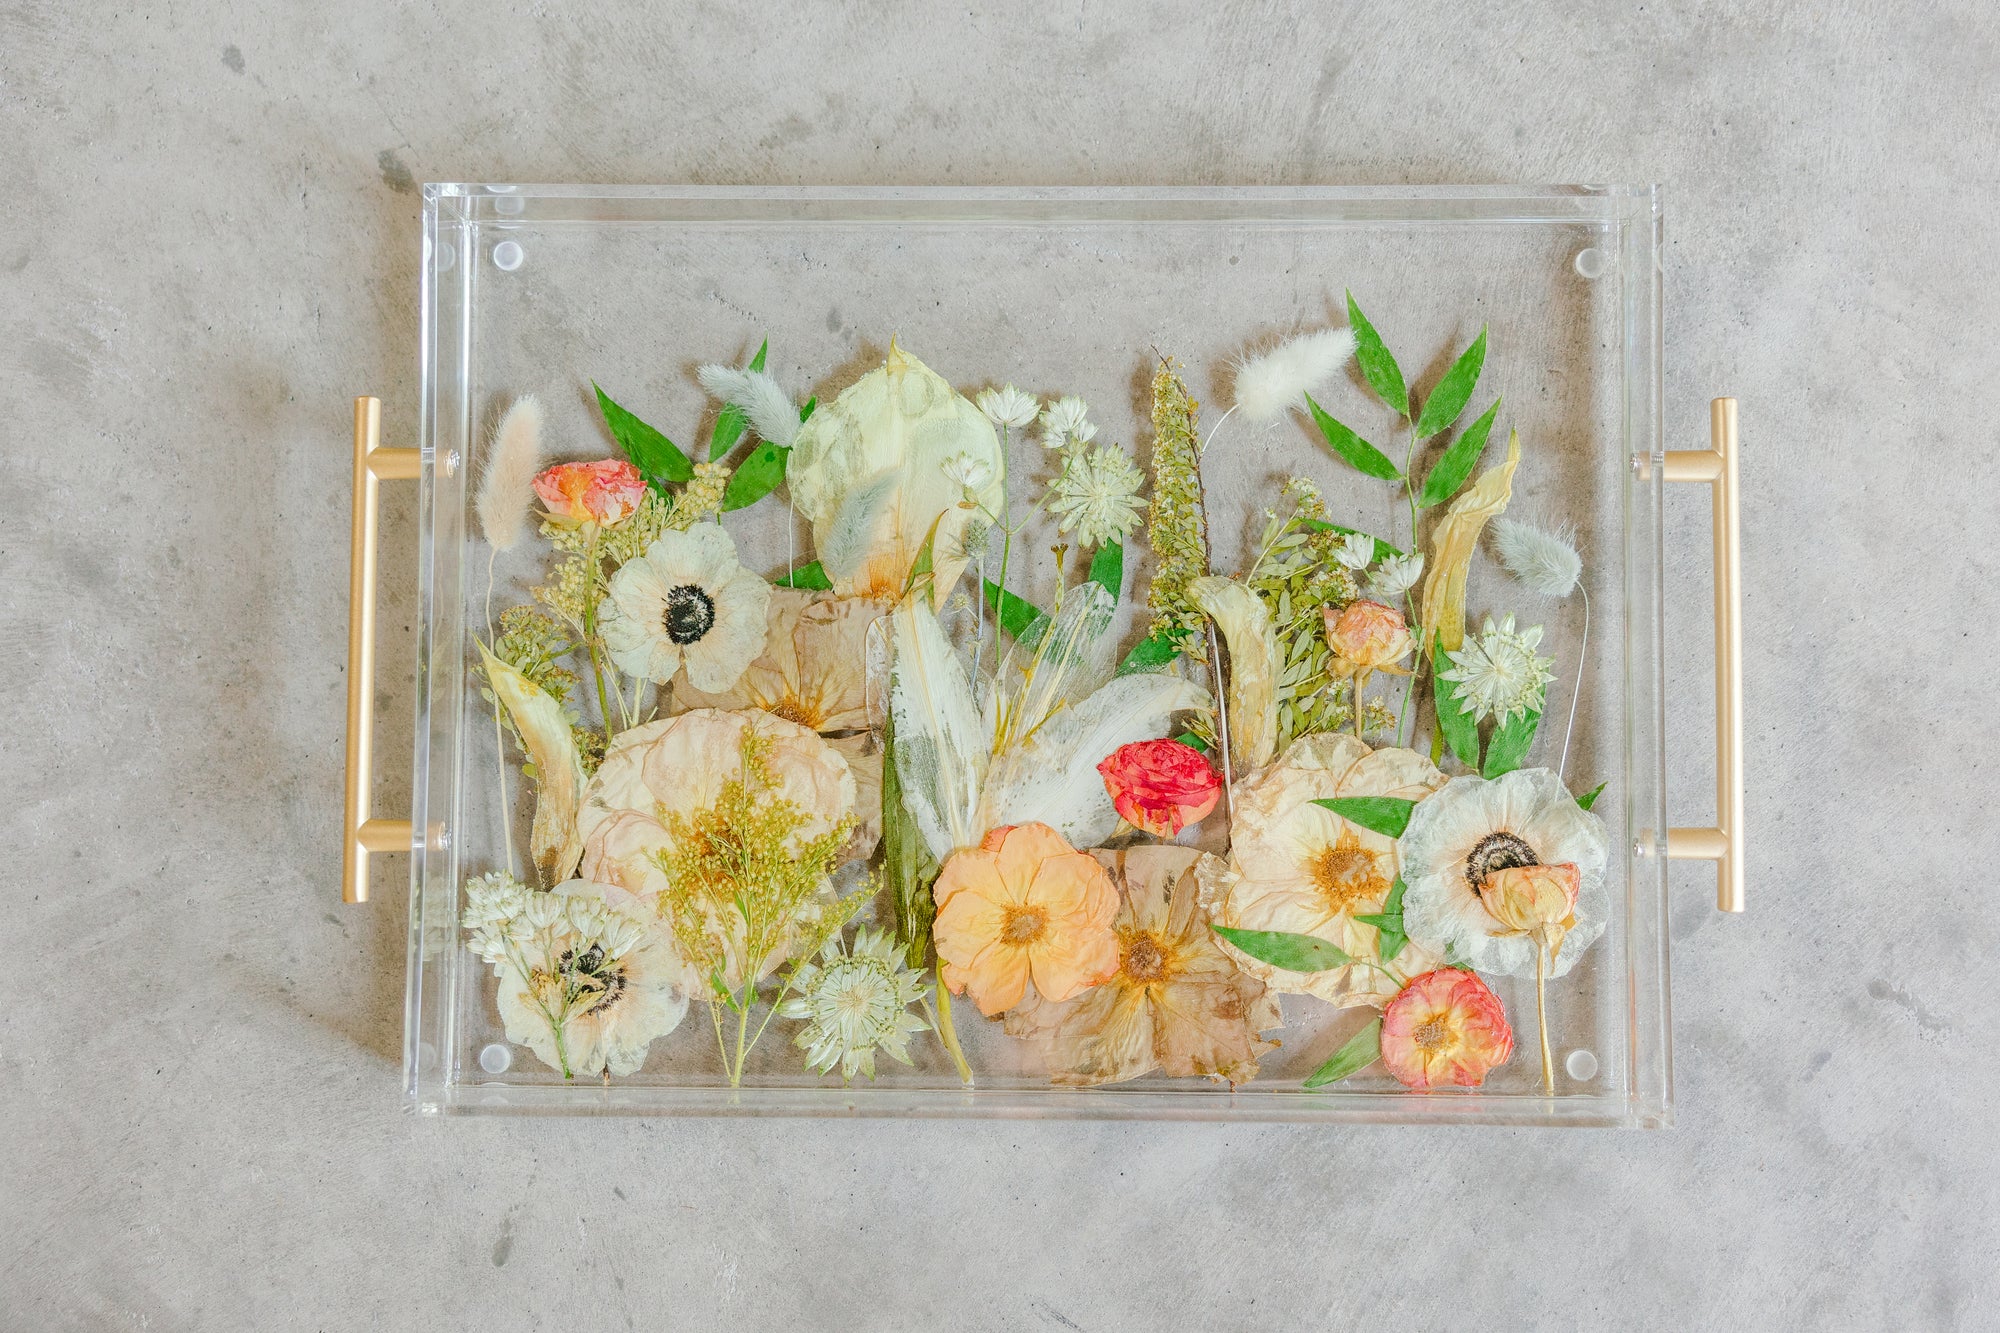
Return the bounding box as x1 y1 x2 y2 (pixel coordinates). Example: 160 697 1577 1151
3 3 1995 1329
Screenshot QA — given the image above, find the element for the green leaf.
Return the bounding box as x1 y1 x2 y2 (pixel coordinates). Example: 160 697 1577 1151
1577 781 1607 812
773 560 831 591
1432 644 1482 769
799 396 817 423
1304 393 1402 481
1413 327 1488 438
1352 877 1408 962
1310 795 1416 839
1482 705 1542 779
1346 293 1409 418
710 338 769 460
981 579 1050 642
593 382 693 486
1087 541 1123 603
1211 926 1353 973
1172 731 1210 754
1415 397 1501 508
1299 520 1405 563
1303 1017 1382 1089
902 511 949 597
1117 629 1183 675
720 442 789 512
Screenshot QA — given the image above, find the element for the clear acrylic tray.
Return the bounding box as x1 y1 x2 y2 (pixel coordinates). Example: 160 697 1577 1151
344 185 1741 1126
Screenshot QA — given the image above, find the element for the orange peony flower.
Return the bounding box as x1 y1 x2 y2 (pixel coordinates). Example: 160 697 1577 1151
532 459 648 526
1378 968 1514 1089
1003 847 1280 1086
1322 599 1415 677
932 823 1120 1016
1096 739 1222 838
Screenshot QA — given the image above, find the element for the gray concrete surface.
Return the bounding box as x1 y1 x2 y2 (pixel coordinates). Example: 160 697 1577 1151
4 2 1995 1329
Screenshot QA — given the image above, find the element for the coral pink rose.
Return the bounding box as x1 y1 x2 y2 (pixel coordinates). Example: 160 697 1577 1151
533 459 647 526
1323 599 1415 676
1379 968 1514 1089
1096 739 1222 838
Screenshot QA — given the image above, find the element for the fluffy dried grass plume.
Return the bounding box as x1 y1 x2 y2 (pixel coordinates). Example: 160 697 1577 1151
1493 517 1583 597
476 395 545 552
697 365 801 449
1231 328 1358 423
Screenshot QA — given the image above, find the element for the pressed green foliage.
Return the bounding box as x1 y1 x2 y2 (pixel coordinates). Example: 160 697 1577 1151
1088 541 1123 603
1304 393 1402 481
1352 877 1408 963
773 560 831 590
1311 795 1416 839
1346 292 1408 418
981 579 1051 642
1303 1017 1383 1088
1482 705 1542 779
902 512 948 596
1172 730 1210 754
1300 519 1404 563
593 382 693 486
1414 327 1488 438
709 338 768 460
1211 925 1352 973
1433 645 1482 769
1577 781 1607 812
721 443 788 512
1416 397 1501 508
1117 628 1183 675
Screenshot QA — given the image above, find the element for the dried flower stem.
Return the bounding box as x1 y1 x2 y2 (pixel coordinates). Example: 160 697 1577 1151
1535 934 1556 1095
1558 585 1591 782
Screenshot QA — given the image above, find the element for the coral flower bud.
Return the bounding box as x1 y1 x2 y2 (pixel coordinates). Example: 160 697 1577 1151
1480 862 1581 960
1323 599 1414 677
1096 739 1223 838
533 459 648 526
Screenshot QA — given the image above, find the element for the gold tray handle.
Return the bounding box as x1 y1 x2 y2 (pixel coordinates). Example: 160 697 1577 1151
344 396 421 904
1663 398 1744 913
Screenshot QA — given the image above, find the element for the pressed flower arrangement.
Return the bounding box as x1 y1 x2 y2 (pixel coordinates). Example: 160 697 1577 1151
458 296 1617 1101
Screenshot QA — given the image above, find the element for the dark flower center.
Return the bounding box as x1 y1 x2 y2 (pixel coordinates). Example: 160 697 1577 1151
561 943 628 1014
1466 831 1539 897
662 584 716 644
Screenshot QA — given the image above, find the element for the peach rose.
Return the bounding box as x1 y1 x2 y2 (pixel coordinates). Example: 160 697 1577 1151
1096 739 1222 838
1378 968 1514 1089
1322 599 1415 677
931 823 1120 1016
1480 862 1581 961
533 459 648 526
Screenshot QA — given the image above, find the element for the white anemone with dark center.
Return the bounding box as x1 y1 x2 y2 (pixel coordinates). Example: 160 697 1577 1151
598 522 770 692
1397 767 1611 979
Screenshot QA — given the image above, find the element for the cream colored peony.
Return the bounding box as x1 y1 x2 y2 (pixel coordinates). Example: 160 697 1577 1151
1204 733 1445 1008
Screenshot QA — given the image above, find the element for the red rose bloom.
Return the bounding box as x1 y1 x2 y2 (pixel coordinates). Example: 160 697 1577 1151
1096 739 1222 838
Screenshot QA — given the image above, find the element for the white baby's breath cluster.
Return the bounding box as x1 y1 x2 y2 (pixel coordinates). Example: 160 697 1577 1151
463 872 644 975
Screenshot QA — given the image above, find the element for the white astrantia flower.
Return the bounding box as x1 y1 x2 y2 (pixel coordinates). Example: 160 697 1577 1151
1397 767 1609 978
1039 395 1098 450
1439 614 1555 725
465 875 694 1078
1368 552 1425 599
1333 532 1375 570
976 383 1040 430
941 453 995 495
778 927 931 1081
1049 443 1147 547
598 524 770 692
1493 517 1583 598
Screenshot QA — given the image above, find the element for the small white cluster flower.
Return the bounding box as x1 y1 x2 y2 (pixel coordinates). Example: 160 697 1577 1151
779 928 931 1081
976 383 1040 431
1369 552 1426 599
1039 395 1098 451
1333 532 1375 571
1439 613 1556 725
1049 443 1147 547
941 452 996 496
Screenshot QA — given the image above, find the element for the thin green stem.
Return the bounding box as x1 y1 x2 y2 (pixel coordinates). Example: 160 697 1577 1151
931 974 973 1085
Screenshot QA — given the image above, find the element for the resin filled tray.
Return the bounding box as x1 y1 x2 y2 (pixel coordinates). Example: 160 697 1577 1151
344 186 1741 1125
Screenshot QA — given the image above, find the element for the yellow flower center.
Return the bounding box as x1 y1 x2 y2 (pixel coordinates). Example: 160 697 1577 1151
1309 827 1390 915
1412 1015 1451 1053
1120 932 1172 984
768 694 825 729
1001 905 1049 946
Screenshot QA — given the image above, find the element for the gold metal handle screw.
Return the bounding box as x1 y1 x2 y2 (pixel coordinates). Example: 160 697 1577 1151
1663 398 1745 913
343 396 421 904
